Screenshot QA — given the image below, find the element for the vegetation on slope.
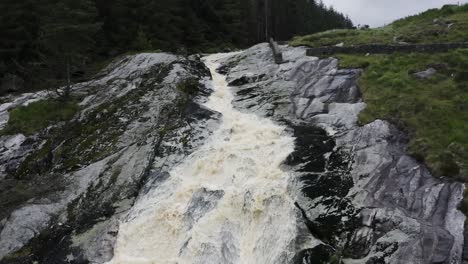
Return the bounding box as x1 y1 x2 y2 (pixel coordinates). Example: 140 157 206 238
338 51 468 180
290 4 468 181
291 4 468 47
1 99 79 135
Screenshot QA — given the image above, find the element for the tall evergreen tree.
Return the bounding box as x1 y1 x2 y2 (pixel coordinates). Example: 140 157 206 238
1 0 353 94
0 0 41 77
39 0 101 98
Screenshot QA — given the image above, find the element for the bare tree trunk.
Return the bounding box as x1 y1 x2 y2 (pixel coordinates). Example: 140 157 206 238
265 0 269 41
65 60 71 100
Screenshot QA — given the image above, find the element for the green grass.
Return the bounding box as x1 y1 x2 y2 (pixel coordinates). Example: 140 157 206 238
290 4 468 48
289 3 468 180
336 50 468 180
290 4 468 217
1 99 79 135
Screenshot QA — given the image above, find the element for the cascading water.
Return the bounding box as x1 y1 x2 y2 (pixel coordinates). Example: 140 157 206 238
108 53 299 264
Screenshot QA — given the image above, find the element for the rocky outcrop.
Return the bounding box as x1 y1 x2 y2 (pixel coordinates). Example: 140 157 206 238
220 43 465 264
0 44 464 264
0 53 219 263
413 68 437 80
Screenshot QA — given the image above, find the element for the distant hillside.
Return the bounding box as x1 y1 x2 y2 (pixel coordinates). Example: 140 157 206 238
291 4 468 48
291 4 468 185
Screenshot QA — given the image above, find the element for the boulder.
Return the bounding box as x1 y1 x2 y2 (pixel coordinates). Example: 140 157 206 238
413 67 437 80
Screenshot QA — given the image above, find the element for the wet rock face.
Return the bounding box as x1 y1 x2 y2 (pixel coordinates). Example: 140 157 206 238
286 123 358 256
221 43 465 264
0 53 219 263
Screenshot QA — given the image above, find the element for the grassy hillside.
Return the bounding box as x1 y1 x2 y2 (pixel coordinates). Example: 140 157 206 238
290 4 468 181
339 51 468 180
291 4 468 47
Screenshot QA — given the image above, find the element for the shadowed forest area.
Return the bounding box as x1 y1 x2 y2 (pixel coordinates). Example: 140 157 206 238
0 0 352 95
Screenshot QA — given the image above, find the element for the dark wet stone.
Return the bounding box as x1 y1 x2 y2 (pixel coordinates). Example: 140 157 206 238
236 86 258 96
284 123 358 247
184 188 225 229
216 64 231 75
185 101 221 122
228 74 265 86
286 124 335 173
292 245 337 264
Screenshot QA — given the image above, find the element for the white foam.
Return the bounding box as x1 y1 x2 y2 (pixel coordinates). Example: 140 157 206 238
108 53 297 264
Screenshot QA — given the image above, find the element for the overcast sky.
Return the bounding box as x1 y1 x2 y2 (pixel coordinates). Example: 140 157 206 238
321 0 468 27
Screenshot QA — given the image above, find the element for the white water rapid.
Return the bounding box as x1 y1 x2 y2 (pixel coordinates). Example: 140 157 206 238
109 53 298 264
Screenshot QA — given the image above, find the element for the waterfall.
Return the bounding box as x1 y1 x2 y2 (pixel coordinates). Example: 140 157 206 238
108 53 298 264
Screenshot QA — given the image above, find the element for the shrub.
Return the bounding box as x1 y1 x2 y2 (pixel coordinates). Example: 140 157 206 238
177 78 199 96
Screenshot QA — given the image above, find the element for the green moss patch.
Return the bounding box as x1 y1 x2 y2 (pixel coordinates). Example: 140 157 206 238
177 78 200 96
1 99 79 136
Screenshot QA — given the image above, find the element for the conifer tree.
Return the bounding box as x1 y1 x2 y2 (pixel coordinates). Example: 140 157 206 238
1 0 353 94
39 0 101 99
0 0 41 78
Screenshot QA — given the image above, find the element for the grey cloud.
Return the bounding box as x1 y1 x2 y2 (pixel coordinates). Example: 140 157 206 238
322 0 468 27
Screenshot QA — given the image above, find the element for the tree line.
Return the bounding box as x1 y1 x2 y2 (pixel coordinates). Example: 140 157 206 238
0 0 353 95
